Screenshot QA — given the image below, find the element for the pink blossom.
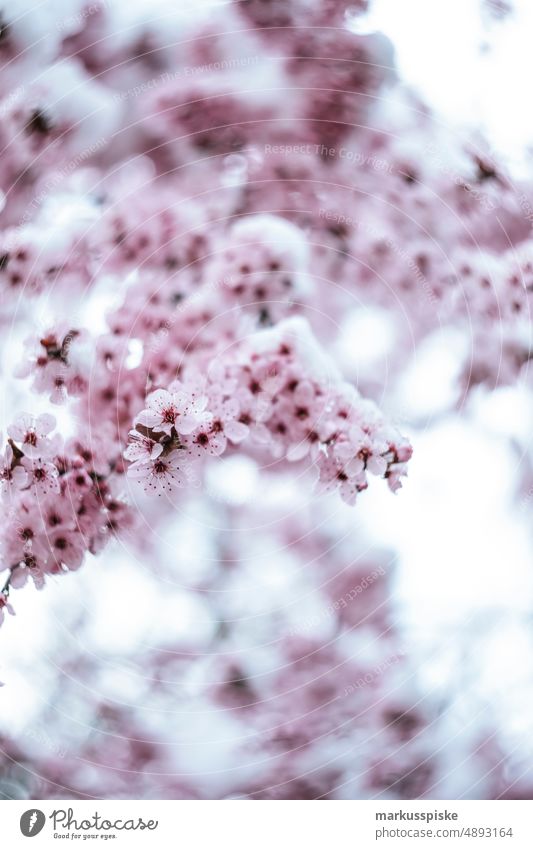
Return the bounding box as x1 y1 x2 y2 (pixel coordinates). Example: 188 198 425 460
127 450 191 494
124 430 164 463
0 592 15 627
8 413 57 459
47 531 85 571
136 388 211 436
21 456 60 494
0 443 28 492
0 0 528 804
10 555 46 590
40 496 76 532
205 396 249 450
189 427 227 458
3 506 46 566
333 426 390 478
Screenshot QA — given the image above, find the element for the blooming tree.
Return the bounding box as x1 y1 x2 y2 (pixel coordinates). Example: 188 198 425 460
0 0 532 800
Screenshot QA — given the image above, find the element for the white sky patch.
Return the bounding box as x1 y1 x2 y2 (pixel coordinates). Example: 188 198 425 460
335 307 397 374
361 0 533 173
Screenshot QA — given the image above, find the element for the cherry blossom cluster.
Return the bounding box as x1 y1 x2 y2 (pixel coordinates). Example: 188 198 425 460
4 305 411 618
16 325 90 404
0 412 132 615
0 0 531 805
0 0 527 627
125 319 411 503
211 215 312 321
0 0 530 394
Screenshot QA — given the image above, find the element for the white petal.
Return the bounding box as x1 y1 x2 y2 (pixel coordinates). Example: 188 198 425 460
135 409 161 428
36 413 56 436
146 388 171 412
177 415 201 435
12 466 28 488
225 420 249 443
251 424 271 444
345 457 364 477
368 455 387 476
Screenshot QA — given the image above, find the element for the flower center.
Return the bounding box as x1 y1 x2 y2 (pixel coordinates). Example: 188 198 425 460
162 407 176 424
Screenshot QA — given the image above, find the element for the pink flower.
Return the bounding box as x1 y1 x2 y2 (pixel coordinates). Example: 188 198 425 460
15 326 88 404
3 506 46 565
61 466 93 502
10 555 46 590
136 388 210 436
124 429 163 463
46 362 70 405
386 462 410 494
8 413 57 459
41 498 75 531
48 531 84 571
21 456 60 494
127 450 191 494
67 431 114 477
0 442 28 492
189 427 227 458
0 592 15 627
315 455 368 506
206 396 249 452
333 427 389 478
